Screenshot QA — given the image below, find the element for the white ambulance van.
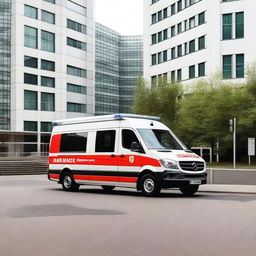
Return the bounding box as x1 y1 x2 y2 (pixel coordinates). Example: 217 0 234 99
48 114 207 196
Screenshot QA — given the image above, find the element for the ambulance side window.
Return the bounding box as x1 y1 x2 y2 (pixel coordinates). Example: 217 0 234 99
95 130 116 152
60 132 87 152
122 129 140 150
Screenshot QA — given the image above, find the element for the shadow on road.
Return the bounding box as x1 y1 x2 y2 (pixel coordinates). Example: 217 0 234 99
48 187 256 202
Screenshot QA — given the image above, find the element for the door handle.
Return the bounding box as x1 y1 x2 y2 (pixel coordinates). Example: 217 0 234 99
110 154 115 157
120 154 125 158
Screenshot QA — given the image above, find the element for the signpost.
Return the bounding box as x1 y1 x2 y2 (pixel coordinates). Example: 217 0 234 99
248 138 255 165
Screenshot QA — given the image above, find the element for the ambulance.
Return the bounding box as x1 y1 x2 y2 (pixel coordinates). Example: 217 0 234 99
48 114 207 196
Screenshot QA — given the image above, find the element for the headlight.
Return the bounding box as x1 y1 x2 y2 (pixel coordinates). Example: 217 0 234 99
159 159 178 169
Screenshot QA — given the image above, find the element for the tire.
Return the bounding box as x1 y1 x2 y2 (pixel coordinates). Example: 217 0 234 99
61 172 80 192
140 174 161 197
102 185 115 191
179 184 199 196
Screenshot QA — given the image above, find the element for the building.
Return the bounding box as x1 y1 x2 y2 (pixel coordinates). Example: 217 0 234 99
0 0 94 156
95 23 143 115
144 0 254 85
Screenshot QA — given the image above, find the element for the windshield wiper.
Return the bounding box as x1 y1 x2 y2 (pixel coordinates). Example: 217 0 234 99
156 149 172 152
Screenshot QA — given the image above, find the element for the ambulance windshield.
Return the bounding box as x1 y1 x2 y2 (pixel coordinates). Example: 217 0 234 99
138 129 185 151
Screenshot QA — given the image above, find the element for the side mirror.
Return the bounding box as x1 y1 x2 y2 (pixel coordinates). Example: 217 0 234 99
131 142 140 152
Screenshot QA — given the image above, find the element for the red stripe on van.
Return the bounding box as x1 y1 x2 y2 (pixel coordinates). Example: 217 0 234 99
49 174 60 180
49 155 161 167
74 175 137 183
49 134 62 154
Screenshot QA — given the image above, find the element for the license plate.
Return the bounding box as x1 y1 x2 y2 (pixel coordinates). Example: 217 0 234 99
190 180 201 185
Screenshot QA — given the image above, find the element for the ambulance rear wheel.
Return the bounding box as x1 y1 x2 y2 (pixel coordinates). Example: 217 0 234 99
140 174 161 197
61 172 80 192
179 184 199 196
102 185 115 191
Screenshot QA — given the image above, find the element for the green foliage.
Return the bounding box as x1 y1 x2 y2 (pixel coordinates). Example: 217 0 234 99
132 76 182 128
132 72 256 161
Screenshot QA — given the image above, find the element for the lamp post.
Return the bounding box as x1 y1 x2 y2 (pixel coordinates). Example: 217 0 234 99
229 118 236 169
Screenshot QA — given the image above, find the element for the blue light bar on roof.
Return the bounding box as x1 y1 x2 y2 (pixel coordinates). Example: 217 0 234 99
114 113 161 121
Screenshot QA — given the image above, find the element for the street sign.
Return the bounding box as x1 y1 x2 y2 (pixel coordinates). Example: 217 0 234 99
248 138 255 156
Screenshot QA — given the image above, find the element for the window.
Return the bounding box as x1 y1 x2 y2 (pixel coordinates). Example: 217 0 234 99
157 10 162 21
41 122 52 132
223 14 232 40
189 65 195 79
44 0 55 3
184 42 188 55
177 69 182 81
24 5 38 19
67 65 87 78
163 8 168 19
163 29 168 40
158 31 162 43
67 83 86 94
122 129 140 150
171 4 176 15
24 73 38 85
24 26 38 49
198 62 205 77
163 50 168 62
158 52 162 63
171 47 175 59
67 37 87 51
41 30 55 52
41 10 55 24
177 0 182 12
152 54 157 65
189 39 195 53
152 34 157 44
24 56 38 68
198 12 205 25
171 71 175 83
41 76 55 88
236 12 244 39
67 102 86 113
41 92 55 111
41 59 55 71
198 36 205 50
67 19 87 34
236 54 244 78
24 90 38 110
223 55 232 79
189 16 195 29
67 0 87 16
95 130 116 153
24 121 37 132
60 133 87 152
177 23 182 34
171 26 175 37
177 45 182 57
152 13 157 24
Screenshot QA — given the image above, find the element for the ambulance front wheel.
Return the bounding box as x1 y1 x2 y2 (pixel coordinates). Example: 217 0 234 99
102 185 115 191
61 172 80 192
140 174 161 197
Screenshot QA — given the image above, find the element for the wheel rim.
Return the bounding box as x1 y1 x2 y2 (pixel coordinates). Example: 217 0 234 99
143 178 155 193
63 175 72 188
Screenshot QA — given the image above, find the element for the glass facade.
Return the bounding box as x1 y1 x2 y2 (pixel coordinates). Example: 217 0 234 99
0 0 11 129
95 23 120 115
119 35 143 113
95 23 143 115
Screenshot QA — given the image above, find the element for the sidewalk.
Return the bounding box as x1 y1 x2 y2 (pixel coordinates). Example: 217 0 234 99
199 184 256 194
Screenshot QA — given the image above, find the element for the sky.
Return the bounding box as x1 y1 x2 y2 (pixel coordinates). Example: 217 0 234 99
94 0 144 35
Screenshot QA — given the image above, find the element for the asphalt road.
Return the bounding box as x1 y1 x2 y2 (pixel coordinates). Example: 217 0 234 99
1 175 256 256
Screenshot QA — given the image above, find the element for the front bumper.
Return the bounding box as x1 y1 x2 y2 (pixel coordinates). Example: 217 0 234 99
157 171 207 188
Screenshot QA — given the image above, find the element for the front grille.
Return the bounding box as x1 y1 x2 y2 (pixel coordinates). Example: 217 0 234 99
179 161 205 172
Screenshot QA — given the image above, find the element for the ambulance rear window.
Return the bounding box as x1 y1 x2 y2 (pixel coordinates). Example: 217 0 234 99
95 130 116 152
60 132 87 152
